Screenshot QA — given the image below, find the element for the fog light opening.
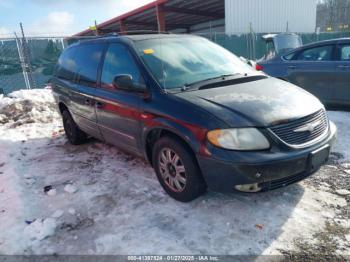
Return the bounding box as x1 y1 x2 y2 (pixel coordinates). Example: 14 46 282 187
235 183 262 193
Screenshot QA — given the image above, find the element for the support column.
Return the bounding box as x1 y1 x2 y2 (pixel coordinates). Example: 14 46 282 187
119 20 127 33
156 5 166 32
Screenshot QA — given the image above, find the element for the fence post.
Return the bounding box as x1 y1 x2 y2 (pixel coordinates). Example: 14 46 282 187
20 23 36 89
14 33 30 90
247 22 256 60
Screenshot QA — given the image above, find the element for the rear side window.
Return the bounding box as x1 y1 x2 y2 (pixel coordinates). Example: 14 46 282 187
101 43 143 89
74 43 105 86
296 45 333 61
55 47 77 80
340 45 350 61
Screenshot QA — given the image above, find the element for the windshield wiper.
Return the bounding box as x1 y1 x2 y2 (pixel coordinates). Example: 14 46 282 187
181 73 245 92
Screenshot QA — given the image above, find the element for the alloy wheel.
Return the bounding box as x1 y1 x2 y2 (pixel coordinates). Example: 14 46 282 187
158 148 187 192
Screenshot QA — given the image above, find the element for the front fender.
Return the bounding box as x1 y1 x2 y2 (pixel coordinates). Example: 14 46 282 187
141 116 207 158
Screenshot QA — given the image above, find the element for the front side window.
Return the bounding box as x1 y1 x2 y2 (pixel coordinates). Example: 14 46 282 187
101 43 142 89
340 45 350 61
297 45 333 61
134 36 255 89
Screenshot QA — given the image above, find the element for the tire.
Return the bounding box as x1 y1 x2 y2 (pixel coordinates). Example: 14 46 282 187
62 110 87 145
152 136 207 202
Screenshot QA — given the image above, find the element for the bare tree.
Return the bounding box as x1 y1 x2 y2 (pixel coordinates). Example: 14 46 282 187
317 0 350 31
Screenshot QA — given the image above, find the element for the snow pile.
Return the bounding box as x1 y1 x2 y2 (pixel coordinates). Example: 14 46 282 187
0 88 60 127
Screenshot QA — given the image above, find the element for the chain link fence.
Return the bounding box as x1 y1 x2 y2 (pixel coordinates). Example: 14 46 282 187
0 37 67 95
1 31 350 95
200 31 350 60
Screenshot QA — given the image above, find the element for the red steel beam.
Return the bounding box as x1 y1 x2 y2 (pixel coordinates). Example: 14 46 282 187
162 6 223 19
74 0 168 36
126 19 191 29
156 4 166 32
119 20 127 33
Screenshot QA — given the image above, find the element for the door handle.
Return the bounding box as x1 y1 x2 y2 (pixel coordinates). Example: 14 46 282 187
288 65 297 69
85 99 91 105
96 101 104 109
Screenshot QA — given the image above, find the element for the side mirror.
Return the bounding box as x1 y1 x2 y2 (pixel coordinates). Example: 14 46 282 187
112 74 133 90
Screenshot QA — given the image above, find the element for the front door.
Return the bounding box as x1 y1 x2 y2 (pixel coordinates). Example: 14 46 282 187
287 44 335 104
95 43 146 155
333 43 350 106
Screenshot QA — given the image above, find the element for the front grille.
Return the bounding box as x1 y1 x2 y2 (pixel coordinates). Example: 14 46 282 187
270 109 328 147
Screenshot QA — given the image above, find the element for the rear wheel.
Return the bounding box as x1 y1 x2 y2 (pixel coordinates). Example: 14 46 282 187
62 110 87 145
152 136 207 202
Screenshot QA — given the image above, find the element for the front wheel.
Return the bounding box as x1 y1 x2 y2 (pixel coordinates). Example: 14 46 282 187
152 136 207 202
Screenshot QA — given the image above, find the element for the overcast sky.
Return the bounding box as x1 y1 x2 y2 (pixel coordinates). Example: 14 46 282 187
0 0 153 37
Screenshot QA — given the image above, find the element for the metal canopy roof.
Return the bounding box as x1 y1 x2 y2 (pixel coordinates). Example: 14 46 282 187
75 0 224 36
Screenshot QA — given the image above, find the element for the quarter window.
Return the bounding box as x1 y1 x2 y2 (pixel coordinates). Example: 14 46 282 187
296 45 333 61
55 46 77 80
283 52 296 60
101 43 143 89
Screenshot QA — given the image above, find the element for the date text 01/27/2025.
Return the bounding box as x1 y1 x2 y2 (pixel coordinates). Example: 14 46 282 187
127 255 220 261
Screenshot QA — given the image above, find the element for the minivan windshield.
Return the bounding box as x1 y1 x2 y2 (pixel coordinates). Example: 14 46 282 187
134 36 255 90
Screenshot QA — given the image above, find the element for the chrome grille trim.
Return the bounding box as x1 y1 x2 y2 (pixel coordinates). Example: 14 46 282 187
268 109 329 148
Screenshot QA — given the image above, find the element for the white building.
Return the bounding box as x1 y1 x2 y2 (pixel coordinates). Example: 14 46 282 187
225 0 318 34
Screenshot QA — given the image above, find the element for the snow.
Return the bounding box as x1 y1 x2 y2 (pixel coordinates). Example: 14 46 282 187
336 189 350 196
51 210 64 218
0 88 59 127
64 184 78 194
0 89 349 256
47 189 57 196
68 208 76 215
24 218 57 241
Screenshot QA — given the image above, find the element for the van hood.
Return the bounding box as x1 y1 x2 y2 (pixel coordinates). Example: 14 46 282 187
175 77 324 127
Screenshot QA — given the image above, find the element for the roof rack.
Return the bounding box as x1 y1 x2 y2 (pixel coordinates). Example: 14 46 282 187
118 30 170 35
93 32 120 38
65 32 118 40
67 30 170 43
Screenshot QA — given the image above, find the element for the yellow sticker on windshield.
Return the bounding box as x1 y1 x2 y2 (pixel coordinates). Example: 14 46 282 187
143 48 154 55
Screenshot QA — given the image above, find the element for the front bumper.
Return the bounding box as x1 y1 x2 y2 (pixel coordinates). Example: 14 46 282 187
197 121 337 192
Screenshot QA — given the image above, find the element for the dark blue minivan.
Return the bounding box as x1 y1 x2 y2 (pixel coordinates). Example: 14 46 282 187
51 33 336 202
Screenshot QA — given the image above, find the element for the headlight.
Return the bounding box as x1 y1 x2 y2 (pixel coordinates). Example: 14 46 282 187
207 128 270 150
